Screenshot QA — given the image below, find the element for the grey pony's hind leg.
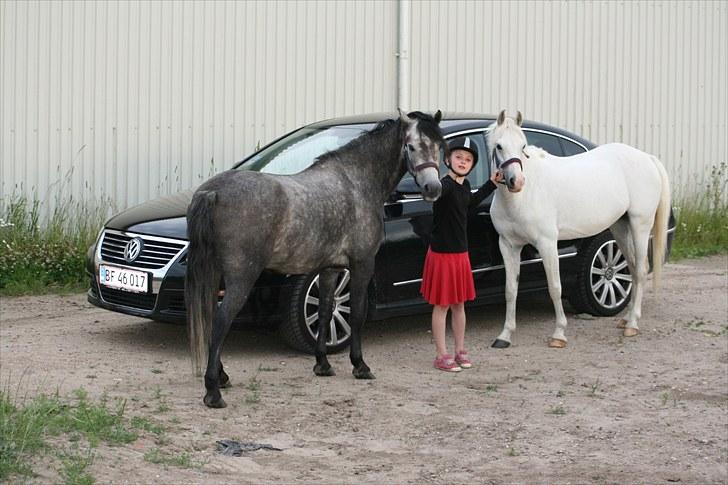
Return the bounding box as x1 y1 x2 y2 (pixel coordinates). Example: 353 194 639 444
348 259 376 379
313 269 338 377
203 272 260 409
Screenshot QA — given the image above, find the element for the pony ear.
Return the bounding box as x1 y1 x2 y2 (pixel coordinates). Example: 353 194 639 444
433 110 442 124
497 109 507 125
516 111 523 126
398 108 412 125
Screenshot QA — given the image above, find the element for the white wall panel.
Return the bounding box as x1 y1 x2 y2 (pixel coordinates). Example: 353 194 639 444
1 0 725 220
409 0 727 200
1 0 398 217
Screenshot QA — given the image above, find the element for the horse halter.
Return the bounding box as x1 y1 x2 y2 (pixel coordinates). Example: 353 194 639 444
492 148 526 174
403 144 439 185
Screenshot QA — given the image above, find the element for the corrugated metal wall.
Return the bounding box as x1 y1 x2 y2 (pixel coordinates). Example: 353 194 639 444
0 0 398 213
2 0 726 219
409 0 727 200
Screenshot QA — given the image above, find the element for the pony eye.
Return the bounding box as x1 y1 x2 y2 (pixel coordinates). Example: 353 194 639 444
407 144 415 151
497 144 502 150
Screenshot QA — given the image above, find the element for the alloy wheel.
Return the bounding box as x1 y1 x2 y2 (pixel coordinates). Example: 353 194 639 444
589 240 632 310
303 270 352 347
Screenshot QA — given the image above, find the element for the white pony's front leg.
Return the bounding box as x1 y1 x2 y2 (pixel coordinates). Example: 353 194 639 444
492 237 523 348
538 240 568 348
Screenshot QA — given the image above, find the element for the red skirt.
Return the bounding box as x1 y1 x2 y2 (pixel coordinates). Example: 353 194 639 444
420 248 475 306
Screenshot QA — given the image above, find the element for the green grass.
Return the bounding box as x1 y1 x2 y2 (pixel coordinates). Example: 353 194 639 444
0 191 112 296
0 386 164 483
670 163 728 260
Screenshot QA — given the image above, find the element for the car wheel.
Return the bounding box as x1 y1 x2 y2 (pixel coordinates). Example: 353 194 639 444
279 270 352 354
569 232 632 316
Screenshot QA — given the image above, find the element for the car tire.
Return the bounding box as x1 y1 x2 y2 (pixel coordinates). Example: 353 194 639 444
569 231 632 316
279 270 352 354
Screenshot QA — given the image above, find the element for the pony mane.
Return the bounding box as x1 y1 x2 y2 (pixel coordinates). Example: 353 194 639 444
313 111 443 167
314 118 400 166
524 145 548 159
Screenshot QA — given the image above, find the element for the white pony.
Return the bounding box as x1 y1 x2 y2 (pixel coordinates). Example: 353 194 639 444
488 110 670 348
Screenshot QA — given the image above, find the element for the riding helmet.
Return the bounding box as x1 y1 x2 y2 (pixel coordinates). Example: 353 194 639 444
446 136 479 173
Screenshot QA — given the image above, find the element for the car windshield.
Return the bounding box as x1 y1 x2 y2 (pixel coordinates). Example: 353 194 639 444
237 124 372 175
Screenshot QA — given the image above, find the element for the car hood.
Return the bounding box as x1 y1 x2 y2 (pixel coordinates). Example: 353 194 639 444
105 189 194 240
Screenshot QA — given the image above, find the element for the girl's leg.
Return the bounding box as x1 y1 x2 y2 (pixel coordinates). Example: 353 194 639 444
451 302 466 353
432 305 450 356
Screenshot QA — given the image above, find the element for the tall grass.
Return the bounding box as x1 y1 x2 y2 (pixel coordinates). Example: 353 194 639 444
0 191 113 295
671 163 728 260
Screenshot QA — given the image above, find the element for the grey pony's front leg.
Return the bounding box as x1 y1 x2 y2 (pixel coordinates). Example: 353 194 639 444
313 269 338 377
348 259 376 379
492 237 524 348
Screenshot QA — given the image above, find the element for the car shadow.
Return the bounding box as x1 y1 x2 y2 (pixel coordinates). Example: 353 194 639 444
93 292 564 359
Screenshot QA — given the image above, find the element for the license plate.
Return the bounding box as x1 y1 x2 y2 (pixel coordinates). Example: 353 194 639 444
99 265 150 293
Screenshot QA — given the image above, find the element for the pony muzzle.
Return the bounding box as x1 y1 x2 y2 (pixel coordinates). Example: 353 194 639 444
501 159 525 192
421 178 442 201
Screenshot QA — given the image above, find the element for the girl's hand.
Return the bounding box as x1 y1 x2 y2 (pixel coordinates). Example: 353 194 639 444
490 170 503 184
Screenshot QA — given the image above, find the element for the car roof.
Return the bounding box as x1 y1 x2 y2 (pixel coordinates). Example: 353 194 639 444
306 111 595 148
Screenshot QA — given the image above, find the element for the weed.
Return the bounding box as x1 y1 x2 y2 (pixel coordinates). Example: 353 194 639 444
245 375 261 404
58 445 95 485
0 189 113 295
144 448 200 469
671 163 728 260
506 446 519 456
0 386 144 482
661 391 670 406
547 404 566 415
130 416 165 436
484 384 498 395
589 379 601 397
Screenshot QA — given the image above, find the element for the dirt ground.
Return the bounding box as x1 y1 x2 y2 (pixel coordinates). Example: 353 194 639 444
1 255 726 484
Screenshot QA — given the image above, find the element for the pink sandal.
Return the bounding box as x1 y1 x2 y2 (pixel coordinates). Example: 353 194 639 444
455 351 472 369
433 354 462 372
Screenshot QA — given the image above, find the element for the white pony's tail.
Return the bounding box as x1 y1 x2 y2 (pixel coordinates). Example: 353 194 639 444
650 155 671 291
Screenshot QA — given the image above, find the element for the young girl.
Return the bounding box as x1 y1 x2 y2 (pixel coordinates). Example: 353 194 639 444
420 136 502 372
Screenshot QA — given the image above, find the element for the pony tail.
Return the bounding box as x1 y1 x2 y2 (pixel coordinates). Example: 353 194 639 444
650 156 671 291
185 190 220 376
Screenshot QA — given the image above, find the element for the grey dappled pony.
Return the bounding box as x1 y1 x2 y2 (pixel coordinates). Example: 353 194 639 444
186 111 445 408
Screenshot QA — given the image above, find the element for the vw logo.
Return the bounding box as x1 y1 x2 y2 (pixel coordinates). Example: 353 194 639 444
124 238 144 263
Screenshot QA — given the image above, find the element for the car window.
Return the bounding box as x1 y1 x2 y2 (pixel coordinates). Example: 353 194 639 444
523 131 563 156
560 137 587 156
238 125 369 175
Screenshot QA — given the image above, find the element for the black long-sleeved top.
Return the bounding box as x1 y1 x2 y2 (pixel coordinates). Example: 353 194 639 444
430 176 497 253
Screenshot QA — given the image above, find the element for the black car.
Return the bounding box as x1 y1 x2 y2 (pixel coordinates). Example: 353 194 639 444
86 112 675 353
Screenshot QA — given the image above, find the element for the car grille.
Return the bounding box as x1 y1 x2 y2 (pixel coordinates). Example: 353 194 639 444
99 286 157 310
100 231 186 270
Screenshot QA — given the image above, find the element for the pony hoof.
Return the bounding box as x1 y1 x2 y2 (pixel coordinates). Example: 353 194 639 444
623 328 639 337
313 364 336 377
491 339 511 349
616 318 628 329
548 339 567 348
203 394 227 409
353 367 376 380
